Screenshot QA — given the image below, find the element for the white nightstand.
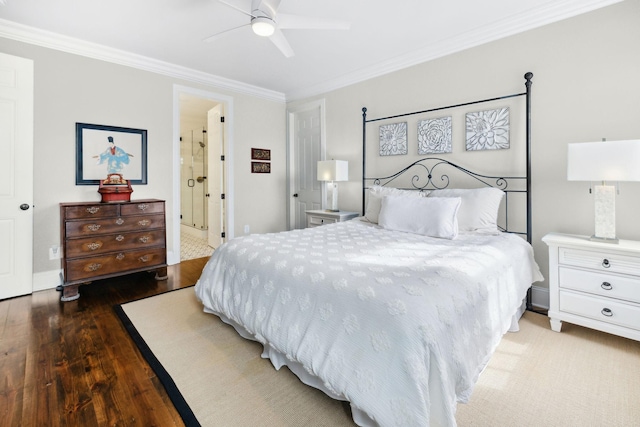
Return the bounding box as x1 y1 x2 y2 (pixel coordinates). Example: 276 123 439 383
543 232 640 342
305 210 359 228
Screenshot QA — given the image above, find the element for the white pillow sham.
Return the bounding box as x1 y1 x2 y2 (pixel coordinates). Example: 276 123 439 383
364 186 425 224
378 195 461 239
427 187 504 232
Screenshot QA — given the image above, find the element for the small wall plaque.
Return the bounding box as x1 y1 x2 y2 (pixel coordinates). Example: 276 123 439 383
251 162 271 173
251 148 271 161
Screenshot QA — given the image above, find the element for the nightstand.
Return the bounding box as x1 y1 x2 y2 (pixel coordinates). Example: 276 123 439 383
305 210 359 228
543 232 640 341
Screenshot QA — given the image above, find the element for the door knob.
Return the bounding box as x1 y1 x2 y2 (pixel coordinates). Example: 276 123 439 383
293 193 298 197
20 203 30 211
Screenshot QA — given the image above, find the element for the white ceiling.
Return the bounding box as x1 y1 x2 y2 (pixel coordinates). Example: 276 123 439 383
0 0 621 101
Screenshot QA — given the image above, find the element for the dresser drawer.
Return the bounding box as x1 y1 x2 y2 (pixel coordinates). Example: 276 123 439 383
62 204 119 220
559 290 640 331
120 201 165 216
64 247 167 282
559 267 640 304
308 216 337 227
559 247 640 276
65 213 165 237
64 229 166 258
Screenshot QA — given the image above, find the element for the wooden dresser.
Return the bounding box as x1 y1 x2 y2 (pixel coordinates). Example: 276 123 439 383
60 199 168 301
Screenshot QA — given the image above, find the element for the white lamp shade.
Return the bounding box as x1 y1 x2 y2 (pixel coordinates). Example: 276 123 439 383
317 160 348 182
568 140 640 182
251 17 275 37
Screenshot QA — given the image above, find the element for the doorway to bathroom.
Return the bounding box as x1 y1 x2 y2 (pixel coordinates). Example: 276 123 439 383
179 94 221 261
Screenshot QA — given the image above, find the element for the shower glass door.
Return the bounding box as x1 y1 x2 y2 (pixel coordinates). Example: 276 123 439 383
180 129 208 230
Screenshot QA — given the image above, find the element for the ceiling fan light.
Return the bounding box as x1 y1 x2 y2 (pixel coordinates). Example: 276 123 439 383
251 16 275 37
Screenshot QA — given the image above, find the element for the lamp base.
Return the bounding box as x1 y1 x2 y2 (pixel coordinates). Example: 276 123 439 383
589 235 619 244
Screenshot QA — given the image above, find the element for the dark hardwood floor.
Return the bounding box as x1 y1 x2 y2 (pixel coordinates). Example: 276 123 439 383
0 257 209 427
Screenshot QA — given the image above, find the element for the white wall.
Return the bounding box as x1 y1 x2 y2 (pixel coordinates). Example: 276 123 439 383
288 1 640 307
0 37 287 288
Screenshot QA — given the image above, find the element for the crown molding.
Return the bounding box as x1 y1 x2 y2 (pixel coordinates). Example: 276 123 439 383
285 0 623 101
0 18 286 103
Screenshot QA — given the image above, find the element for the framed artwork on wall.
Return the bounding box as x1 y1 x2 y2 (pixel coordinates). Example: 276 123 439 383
76 123 147 185
465 107 510 151
251 148 271 161
379 122 408 156
251 161 271 173
417 116 452 154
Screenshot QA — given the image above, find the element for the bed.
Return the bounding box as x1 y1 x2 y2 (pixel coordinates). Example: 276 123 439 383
195 73 543 426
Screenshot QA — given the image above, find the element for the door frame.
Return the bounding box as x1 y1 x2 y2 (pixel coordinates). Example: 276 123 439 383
172 85 234 265
286 99 326 230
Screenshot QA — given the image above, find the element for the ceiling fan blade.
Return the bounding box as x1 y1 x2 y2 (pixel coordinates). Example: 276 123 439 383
277 13 350 30
203 24 250 43
218 0 253 17
269 29 294 58
252 0 282 16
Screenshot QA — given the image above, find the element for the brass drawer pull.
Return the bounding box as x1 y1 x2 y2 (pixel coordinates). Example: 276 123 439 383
602 259 611 268
139 236 150 243
601 308 613 317
139 255 151 262
87 224 101 232
115 235 125 242
601 282 613 290
87 242 101 251
138 219 151 226
86 207 100 214
116 218 125 225
116 253 125 260
138 204 149 211
86 263 102 271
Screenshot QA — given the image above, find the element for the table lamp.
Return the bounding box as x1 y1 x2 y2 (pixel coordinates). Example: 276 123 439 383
317 160 348 212
567 139 640 243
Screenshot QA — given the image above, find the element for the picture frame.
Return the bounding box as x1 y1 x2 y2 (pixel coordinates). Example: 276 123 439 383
379 122 408 156
76 122 147 185
417 116 452 154
465 107 510 151
251 148 271 161
251 162 271 173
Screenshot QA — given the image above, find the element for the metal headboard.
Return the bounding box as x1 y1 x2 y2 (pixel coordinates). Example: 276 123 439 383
362 72 533 243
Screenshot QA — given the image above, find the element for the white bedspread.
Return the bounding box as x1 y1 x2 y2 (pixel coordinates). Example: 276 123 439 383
195 220 543 426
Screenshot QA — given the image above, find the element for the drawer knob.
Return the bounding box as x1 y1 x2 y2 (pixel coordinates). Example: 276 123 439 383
139 236 150 243
87 224 101 232
138 219 151 226
86 207 100 214
601 282 613 290
601 308 613 317
138 204 149 211
116 218 125 225
115 235 125 242
116 253 125 260
139 255 151 262
602 259 611 268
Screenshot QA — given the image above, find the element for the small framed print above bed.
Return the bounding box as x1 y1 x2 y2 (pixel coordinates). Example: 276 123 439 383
379 122 407 156
465 107 510 151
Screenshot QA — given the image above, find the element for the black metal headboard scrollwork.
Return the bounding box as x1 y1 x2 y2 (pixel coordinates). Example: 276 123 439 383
362 72 533 243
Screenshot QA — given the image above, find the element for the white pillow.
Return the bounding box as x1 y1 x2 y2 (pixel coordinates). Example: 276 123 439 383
427 188 504 232
378 195 461 239
364 186 425 224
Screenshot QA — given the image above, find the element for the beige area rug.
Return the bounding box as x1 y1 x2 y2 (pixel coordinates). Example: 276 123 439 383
118 287 640 427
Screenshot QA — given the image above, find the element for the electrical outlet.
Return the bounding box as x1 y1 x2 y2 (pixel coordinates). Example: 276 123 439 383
244 225 250 234
49 245 60 260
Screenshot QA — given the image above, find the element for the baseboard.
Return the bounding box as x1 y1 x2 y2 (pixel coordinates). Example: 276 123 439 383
33 269 62 292
531 285 549 311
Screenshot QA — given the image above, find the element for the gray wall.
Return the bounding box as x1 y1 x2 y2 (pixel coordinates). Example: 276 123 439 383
289 1 640 306
0 37 287 289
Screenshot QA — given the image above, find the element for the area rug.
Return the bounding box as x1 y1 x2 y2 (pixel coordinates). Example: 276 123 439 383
116 287 640 427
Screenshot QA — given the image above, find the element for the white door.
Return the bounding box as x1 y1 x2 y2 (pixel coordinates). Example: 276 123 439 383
288 101 325 229
207 104 225 248
0 52 34 299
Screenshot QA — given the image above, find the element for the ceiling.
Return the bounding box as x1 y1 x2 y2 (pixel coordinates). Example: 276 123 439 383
0 0 621 101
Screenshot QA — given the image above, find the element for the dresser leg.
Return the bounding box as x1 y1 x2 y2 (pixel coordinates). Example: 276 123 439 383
154 267 168 281
549 318 562 332
60 285 80 302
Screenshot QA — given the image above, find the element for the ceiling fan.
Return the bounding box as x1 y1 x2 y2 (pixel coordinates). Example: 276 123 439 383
204 0 350 58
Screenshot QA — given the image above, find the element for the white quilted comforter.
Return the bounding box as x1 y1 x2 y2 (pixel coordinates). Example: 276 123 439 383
195 220 543 426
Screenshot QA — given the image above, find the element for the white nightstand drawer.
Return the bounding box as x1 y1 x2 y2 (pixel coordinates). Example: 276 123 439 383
559 267 640 304
559 247 640 276
559 290 640 331
308 216 337 227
